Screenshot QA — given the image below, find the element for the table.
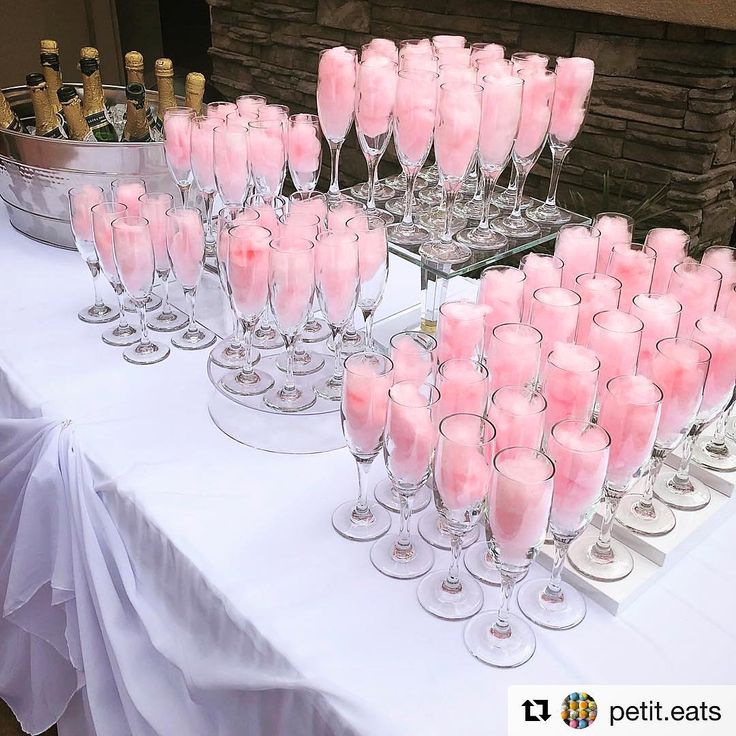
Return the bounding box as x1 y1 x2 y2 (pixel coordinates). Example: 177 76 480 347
1 211 735 736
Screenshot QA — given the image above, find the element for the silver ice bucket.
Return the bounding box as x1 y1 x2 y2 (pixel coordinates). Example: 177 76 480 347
0 84 179 250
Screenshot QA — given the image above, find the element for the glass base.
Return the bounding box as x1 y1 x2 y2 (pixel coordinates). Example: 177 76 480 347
370 533 435 579
220 368 274 397
148 306 189 333
123 340 170 365
365 208 395 226
526 202 572 225
350 181 396 202
455 225 508 251
332 499 391 541
276 349 325 376
102 323 140 347
301 318 331 343
78 302 118 324
252 326 284 350
464 542 501 586
315 374 343 401
455 197 485 221
491 214 541 239
567 528 634 582
326 190 352 206
384 173 406 190
387 221 433 247
123 293 162 313
419 242 472 264
653 472 711 512
693 435 736 473
172 325 217 351
374 478 431 513
418 187 444 207
417 569 484 620
263 382 317 413
492 191 531 211
385 195 424 218
464 611 535 668
516 577 586 630
616 493 677 534
418 210 468 237
417 511 479 550
328 331 365 355
209 337 259 370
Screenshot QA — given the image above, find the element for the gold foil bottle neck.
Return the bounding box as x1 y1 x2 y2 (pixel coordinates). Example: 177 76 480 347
125 51 144 72
184 72 205 114
40 39 59 54
155 58 174 78
80 46 99 60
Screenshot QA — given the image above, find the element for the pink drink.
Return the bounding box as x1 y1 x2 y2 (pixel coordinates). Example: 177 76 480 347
651 338 711 448
391 333 435 383
112 218 154 297
514 69 556 159
269 239 314 334
631 293 682 377
163 112 193 180
314 231 359 326
471 43 505 65
436 300 486 364
434 82 481 180
549 57 594 144
439 63 475 84
593 212 633 274
250 202 279 235
477 266 525 353
487 448 554 567
214 125 249 205
394 70 437 165
598 375 661 488
69 185 104 244
166 208 204 288
288 114 322 186
327 200 365 233
555 225 600 290
645 228 689 294
346 213 387 284
701 246 736 316
385 381 437 485
399 45 437 73
693 314 736 418
436 359 488 421
573 273 622 346
317 46 357 141
91 202 126 279
487 323 542 394
207 101 237 120
290 193 328 230
547 421 609 535
112 180 146 217
191 117 218 192
489 386 546 453
363 37 398 63
139 194 172 270
667 259 722 336
543 343 599 434
227 225 271 319
521 253 563 321
478 75 522 171
511 52 549 72
342 355 393 456
586 310 643 391
235 94 266 118
530 286 581 360
435 414 494 511
280 212 320 243
606 243 656 308
249 120 286 197
432 35 466 48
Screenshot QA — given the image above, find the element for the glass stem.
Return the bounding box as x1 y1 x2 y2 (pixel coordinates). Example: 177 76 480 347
490 573 518 639
638 447 667 511
402 169 418 226
241 318 255 375
365 155 378 210
230 309 243 349
706 407 731 455
159 271 173 315
442 188 458 243
184 287 197 334
542 539 570 604
203 191 215 245
442 531 463 594
328 140 343 196
177 182 190 207
353 457 374 518
478 172 493 230
510 164 529 220
396 492 414 550
593 483 626 557
362 308 375 350
332 327 344 382
505 166 519 197
137 303 151 347
472 160 482 200
670 426 698 492
114 285 131 330
421 263 450 332
87 259 106 310
283 335 296 394
543 146 570 208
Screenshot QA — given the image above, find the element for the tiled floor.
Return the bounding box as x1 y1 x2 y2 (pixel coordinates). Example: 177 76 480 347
0 700 56 736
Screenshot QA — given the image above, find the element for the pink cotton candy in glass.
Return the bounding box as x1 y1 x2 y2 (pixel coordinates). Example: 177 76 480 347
667 259 722 336
269 243 314 333
342 357 392 456
250 203 279 236
394 71 437 165
573 273 621 346
355 56 397 139
487 323 541 394
549 56 594 143
594 213 632 273
363 38 398 63
606 243 656 308
207 101 237 120
432 35 466 48
290 195 328 230
391 334 434 383
434 83 481 179
214 126 249 204
113 181 146 217
317 46 357 141
477 266 525 353
327 200 364 233
529 286 580 360
472 44 505 65
228 227 270 319
586 309 643 392
191 117 218 192
70 186 104 242
521 253 563 321
315 233 359 325
436 300 487 365
140 197 170 269
646 228 689 294
701 247 736 315
163 114 192 175
167 209 204 288
514 70 555 159
92 206 120 278
631 293 681 378
236 95 266 118
288 116 321 175
693 314 736 418
249 125 286 196
113 221 154 296
555 225 599 290
436 360 488 421
489 386 546 453
478 76 522 169
348 213 387 283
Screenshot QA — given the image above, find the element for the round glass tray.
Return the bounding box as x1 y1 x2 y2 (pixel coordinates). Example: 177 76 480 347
207 351 346 454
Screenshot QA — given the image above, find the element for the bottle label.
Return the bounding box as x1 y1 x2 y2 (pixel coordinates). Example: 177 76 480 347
42 126 64 139
86 108 112 130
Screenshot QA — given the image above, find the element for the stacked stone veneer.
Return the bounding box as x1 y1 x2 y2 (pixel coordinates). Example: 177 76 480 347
207 0 736 247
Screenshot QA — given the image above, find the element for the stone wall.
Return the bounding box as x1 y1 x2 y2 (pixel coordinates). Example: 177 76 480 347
206 0 736 248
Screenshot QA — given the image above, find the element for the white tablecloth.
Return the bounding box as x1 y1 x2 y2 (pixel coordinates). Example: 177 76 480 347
0 211 735 736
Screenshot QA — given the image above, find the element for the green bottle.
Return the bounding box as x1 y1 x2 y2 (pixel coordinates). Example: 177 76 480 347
79 47 118 142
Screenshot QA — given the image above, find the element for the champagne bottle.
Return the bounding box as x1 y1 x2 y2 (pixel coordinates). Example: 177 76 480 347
124 50 160 133
154 58 176 127
26 73 64 138
40 39 63 115
184 72 205 115
0 90 27 133
122 83 152 142
57 85 94 141
79 47 118 142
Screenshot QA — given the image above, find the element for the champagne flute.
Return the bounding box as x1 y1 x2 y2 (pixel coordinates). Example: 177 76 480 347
631 293 682 377
190 115 219 255
574 272 622 347
220 224 275 396
436 299 486 365
317 46 357 205
139 192 188 332
236 94 266 118
68 185 118 323
213 124 250 217
248 118 287 206
164 206 216 350
371 381 440 578
486 323 542 396
667 260 722 337
488 385 547 454
111 216 170 365
594 211 633 274
702 245 736 316
529 286 580 361
517 422 609 631
646 228 690 294
206 101 237 120
288 113 322 193
334 352 394 540
520 253 563 321
418 413 495 620
569 375 662 581
476 265 526 356
91 201 141 347
606 243 657 309
264 237 317 412
554 225 600 289
314 230 360 401
163 107 195 206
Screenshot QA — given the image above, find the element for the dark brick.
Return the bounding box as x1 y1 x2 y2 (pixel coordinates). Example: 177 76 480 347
684 110 736 133
596 15 666 40
317 0 370 32
623 141 713 174
574 34 641 77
